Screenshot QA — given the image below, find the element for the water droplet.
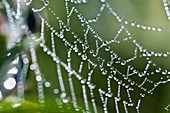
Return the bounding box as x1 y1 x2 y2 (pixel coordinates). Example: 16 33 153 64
103 41 108 45
89 84 95 89
91 99 95 102
90 50 94 53
139 72 144 77
107 61 112 67
147 52 152 56
63 98 69 103
140 93 145 97
45 82 51 87
147 26 151 30
105 46 110 51
30 64 36 70
156 68 161 73
128 103 134 106
36 76 42 82
81 80 86 84
93 52 98 57
163 53 168 57
60 34 64 38
43 47 48 52
162 70 168 75
78 52 82 56
124 20 128 24
102 70 107 75
129 88 134 91
125 85 129 88
130 81 135 85
60 93 66 99
66 27 70 31
82 54 87 60
136 24 140 28
82 0 88 3
114 97 121 101
121 60 126 65
23 58 29 64
131 22 135 26
4 77 16 90
118 80 122 84
152 27 156 31
123 101 127 104
158 27 162 32
75 108 80 111
53 89 59 94
124 76 128 80
74 48 79 53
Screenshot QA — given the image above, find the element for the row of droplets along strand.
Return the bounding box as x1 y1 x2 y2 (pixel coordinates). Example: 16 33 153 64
163 0 170 20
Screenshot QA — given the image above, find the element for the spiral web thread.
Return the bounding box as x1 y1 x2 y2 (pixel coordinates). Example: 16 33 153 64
2 0 170 112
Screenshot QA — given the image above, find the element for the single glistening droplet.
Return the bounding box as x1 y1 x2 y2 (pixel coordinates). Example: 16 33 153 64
101 0 106 3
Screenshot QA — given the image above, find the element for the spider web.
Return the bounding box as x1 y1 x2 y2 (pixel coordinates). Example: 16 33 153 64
2 0 170 113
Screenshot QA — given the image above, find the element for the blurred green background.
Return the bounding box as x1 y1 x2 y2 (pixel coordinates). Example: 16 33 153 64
1 0 170 113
